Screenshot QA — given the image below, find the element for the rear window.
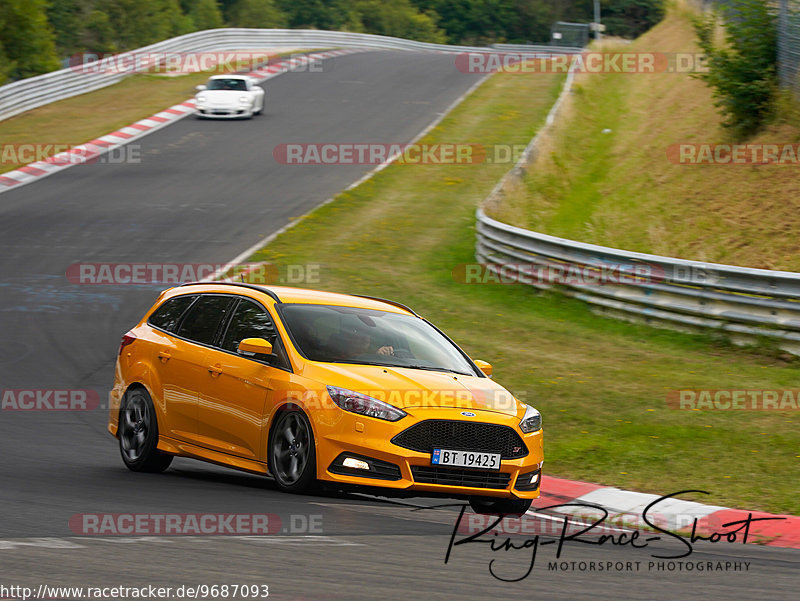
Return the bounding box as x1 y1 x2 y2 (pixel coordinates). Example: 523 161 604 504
175 295 236 345
148 295 195 332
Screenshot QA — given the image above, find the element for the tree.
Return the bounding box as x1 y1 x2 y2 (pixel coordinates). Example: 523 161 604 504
83 9 118 53
601 0 665 39
0 0 60 81
694 0 777 137
47 0 90 56
226 0 288 28
354 0 446 43
188 0 224 30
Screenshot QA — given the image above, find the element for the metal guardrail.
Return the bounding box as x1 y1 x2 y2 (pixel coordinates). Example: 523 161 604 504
0 29 578 122
490 43 583 54
476 71 800 354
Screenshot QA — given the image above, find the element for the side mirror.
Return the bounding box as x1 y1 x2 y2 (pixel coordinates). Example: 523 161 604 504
195 84 207 92
474 360 492 378
238 337 273 357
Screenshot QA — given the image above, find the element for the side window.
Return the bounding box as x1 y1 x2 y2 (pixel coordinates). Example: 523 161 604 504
221 299 276 352
176 295 235 345
148 295 195 332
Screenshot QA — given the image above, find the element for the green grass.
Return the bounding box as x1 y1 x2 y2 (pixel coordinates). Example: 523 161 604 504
488 8 800 271
244 68 800 516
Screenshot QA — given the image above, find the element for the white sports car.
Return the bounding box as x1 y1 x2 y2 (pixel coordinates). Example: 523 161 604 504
194 75 264 119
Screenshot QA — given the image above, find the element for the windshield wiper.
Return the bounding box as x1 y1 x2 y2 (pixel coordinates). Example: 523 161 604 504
400 364 472 376
330 359 472 376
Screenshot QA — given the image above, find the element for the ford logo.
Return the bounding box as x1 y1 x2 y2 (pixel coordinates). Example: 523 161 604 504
460 411 476 417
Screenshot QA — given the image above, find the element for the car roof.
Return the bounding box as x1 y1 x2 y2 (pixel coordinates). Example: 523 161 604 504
208 74 248 80
170 282 419 316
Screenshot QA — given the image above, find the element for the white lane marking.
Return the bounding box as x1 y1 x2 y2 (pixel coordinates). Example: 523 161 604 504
0 538 85 550
0 535 363 552
234 535 364 546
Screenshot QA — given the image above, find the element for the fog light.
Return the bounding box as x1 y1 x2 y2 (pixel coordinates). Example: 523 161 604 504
329 453 402 480
515 468 541 491
342 457 370 470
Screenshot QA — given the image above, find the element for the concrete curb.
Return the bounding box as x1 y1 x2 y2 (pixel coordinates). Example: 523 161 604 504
534 475 800 549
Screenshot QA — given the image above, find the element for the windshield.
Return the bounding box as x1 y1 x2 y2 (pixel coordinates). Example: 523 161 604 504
207 78 247 91
279 304 478 376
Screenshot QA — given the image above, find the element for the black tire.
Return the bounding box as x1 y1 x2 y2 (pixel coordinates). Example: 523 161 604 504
268 408 317 494
118 387 173 473
469 497 532 516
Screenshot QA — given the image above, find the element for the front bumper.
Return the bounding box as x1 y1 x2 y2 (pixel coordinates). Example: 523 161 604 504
314 410 544 500
195 106 252 118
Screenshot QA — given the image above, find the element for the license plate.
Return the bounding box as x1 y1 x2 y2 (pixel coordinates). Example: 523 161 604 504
431 449 501 470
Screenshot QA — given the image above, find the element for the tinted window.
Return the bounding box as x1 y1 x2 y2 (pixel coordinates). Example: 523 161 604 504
279 304 478 376
207 78 247 91
176 295 235 345
222 299 276 352
148 295 195 332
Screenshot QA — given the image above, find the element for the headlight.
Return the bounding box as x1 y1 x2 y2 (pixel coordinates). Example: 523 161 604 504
239 96 250 103
327 386 407 422
519 405 542 433
196 95 207 103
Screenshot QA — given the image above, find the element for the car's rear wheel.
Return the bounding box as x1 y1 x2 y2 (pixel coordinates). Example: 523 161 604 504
469 496 532 516
118 387 173 473
269 409 317 493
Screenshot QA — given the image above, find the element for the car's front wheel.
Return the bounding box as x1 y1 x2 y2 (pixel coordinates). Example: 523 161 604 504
269 408 317 493
469 496 532 516
118 387 173 473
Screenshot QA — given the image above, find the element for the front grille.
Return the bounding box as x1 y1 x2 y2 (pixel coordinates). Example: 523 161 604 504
391 419 528 459
411 466 511 489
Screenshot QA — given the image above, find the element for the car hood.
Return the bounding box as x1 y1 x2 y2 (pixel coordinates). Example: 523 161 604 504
303 362 526 418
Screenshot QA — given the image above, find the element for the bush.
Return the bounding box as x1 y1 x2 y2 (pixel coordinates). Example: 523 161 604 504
694 0 777 137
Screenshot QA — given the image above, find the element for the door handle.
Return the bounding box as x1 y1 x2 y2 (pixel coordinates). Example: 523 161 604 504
208 364 223 377
158 350 171 362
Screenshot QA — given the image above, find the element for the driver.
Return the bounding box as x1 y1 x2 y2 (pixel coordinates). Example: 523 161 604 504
339 326 394 358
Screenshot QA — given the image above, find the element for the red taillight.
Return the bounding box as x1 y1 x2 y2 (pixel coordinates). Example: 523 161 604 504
118 333 136 356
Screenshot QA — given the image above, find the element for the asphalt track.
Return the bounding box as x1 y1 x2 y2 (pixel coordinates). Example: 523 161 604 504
0 50 796 600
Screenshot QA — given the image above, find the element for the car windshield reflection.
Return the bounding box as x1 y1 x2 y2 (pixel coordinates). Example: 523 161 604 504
207 79 247 91
279 304 477 376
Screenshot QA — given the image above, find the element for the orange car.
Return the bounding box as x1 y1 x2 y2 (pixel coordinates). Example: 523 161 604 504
108 283 543 514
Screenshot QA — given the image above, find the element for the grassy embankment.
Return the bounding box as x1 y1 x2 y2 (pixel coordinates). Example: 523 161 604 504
488 7 800 271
